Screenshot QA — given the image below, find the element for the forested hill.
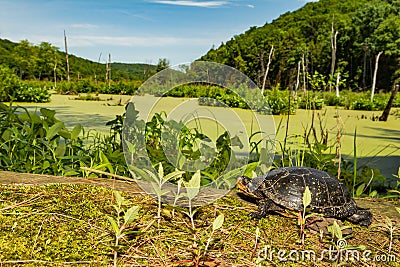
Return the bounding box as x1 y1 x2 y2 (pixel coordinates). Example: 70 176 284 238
0 38 156 82
200 0 400 91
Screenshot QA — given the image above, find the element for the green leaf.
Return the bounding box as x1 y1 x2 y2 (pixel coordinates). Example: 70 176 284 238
163 170 185 182
158 162 164 179
212 214 224 231
64 170 79 176
125 140 136 154
42 161 50 170
385 216 393 228
18 112 42 124
151 182 169 197
395 207 400 215
71 124 82 139
355 183 365 197
114 191 124 207
184 170 201 200
99 151 114 174
107 216 120 234
124 206 140 225
369 190 378 198
40 108 56 120
55 143 66 157
46 121 64 141
329 220 343 240
58 129 71 139
302 186 312 209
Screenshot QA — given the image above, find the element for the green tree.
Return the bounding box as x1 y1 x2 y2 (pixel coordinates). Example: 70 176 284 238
0 65 21 101
156 58 170 72
36 42 62 81
11 40 38 80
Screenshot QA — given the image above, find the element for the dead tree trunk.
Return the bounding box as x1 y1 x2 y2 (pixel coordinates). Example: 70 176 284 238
330 15 338 92
106 53 111 88
53 55 57 89
335 72 340 97
261 45 274 95
302 53 307 93
64 30 70 82
371 51 383 101
379 84 398 121
295 61 301 95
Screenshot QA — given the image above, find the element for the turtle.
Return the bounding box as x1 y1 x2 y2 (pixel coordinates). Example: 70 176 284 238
237 166 372 226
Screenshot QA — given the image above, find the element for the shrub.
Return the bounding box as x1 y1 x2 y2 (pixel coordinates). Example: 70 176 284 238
265 89 296 115
296 92 324 110
0 65 21 101
13 84 51 103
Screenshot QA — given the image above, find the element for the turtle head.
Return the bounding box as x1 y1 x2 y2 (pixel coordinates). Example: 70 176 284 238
237 176 262 199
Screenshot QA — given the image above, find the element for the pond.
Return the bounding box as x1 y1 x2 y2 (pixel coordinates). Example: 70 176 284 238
15 94 400 181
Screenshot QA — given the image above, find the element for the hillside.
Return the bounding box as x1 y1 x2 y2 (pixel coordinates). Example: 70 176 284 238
200 0 400 91
0 38 156 82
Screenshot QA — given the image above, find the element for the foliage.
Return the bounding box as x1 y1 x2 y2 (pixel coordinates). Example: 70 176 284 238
201 0 400 92
264 88 296 115
0 65 21 101
0 103 129 177
0 38 156 83
55 79 141 95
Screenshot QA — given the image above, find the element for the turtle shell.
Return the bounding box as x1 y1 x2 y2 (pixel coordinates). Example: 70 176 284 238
252 166 357 218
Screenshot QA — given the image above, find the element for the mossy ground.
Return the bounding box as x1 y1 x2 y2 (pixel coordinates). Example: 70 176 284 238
0 183 399 266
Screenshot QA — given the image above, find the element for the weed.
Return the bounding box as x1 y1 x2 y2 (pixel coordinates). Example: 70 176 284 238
183 171 202 229
371 216 399 254
107 191 140 267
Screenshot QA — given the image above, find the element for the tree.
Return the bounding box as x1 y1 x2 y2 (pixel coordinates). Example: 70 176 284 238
371 51 383 101
11 40 37 79
0 65 21 101
156 58 170 72
379 84 398 121
261 45 274 95
64 30 70 82
36 42 61 80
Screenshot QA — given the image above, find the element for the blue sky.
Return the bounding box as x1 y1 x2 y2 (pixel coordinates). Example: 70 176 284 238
0 0 317 65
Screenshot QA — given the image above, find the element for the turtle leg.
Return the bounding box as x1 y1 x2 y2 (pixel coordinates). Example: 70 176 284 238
249 199 284 219
346 209 372 226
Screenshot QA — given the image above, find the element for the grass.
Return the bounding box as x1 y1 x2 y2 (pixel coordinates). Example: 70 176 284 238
0 183 399 266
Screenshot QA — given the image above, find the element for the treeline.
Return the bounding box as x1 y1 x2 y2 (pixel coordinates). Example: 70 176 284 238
201 0 400 92
0 38 156 82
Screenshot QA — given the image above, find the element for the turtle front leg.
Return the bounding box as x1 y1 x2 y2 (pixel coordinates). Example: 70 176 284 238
249 199 283 219
346 209 372 226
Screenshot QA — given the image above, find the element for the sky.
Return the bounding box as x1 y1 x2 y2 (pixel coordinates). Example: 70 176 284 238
0 0 317 66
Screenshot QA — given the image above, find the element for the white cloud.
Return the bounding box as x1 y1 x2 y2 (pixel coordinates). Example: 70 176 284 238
152 0 228 8
247 4 254 8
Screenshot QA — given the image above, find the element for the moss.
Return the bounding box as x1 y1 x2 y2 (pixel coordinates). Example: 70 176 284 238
0 184 398 266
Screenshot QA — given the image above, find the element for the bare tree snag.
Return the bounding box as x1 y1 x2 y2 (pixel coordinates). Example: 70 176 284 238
330 15 338 92
379 84 398 121
261 45 274 95
335 72 340 97
302 53 307 93
64 30 70 82
295 61 301 94
53 55 57 89
106 53 111 88
371 51 383 101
